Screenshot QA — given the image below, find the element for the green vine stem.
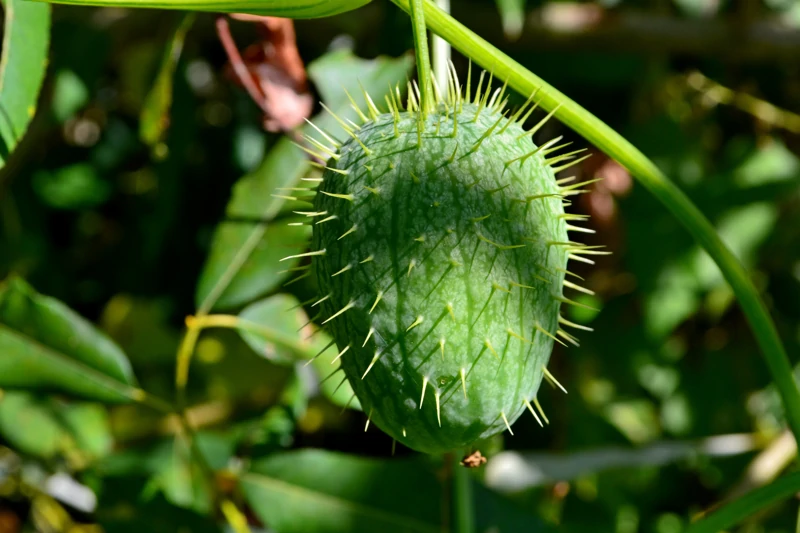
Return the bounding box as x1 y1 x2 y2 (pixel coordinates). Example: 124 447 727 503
685 471 800 533
409 0 433 115
389 0 800 443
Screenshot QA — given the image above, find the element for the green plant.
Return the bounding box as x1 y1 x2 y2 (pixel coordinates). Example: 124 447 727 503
309 73 589 453
2 0 800 531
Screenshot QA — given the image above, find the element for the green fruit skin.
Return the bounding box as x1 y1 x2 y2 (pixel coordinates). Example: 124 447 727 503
311 103 569 454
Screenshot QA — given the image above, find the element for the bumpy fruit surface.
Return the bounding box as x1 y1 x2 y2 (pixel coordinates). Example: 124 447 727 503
307 85 585 454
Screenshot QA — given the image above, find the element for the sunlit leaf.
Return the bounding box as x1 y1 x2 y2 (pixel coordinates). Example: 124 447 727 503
0 0 50 169
195 215 311 311
0 277 139 403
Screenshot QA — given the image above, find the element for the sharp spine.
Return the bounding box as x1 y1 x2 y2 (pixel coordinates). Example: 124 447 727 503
322 300 356 324
362 351 382 379
533 397 549 424
280 249 325 262
523 398 544 427
331 344 350 364
501 412 514 435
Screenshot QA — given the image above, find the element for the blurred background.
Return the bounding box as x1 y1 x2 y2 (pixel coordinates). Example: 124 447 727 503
1 0 800 531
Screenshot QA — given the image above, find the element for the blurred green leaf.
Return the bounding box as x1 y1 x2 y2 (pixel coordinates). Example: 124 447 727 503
0 392 68 459
233 125 267 172
139 13 195 154
0 392 112 462
732 138 800 188
239 294 311 364
195 49 412 312
99 295 181 366
0 277 139 403
32 163 112 210
240 449 441 533
58 402 113 458
146 436 212 514
51 69 89 123
672 0 722 18
306 49 414 140
0 0 50 169
101 431 234 514
693 203 778 290
604 400 660 444
494 0 525 40
236 293 361 410
196 212 311 311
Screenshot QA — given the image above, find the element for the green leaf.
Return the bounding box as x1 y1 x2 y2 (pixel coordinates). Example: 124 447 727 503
306 49 415 140
34 0 370 18
195 214 311 311
58 402 113 458
0 392 67 458
235 294 361 410
101 432 234 514
194 49 412 313
0 0 50 169
139 13 195 153
0 277 140 403
0 392 112 462
238 294 312 364
32 163 112 210
495 0 526 40
51 69 89 123
240 449 441 533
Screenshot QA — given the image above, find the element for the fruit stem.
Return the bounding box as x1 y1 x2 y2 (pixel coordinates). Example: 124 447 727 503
409 0 433 116
453 453 476 533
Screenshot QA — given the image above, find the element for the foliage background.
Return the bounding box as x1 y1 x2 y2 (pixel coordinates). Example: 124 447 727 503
1 0 800 531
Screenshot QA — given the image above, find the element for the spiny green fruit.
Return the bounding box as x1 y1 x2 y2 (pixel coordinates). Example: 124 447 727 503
288 72 599 454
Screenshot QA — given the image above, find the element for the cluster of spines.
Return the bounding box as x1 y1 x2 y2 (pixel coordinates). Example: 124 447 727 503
275 63 609 446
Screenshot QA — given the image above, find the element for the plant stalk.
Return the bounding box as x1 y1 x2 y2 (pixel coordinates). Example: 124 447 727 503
390 0 800 447
409 0 433 115
453 454 475 533
431 0 450 91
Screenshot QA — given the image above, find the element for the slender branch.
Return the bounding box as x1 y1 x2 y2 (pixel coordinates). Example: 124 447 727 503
389 0 800 448
409 0 433 114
